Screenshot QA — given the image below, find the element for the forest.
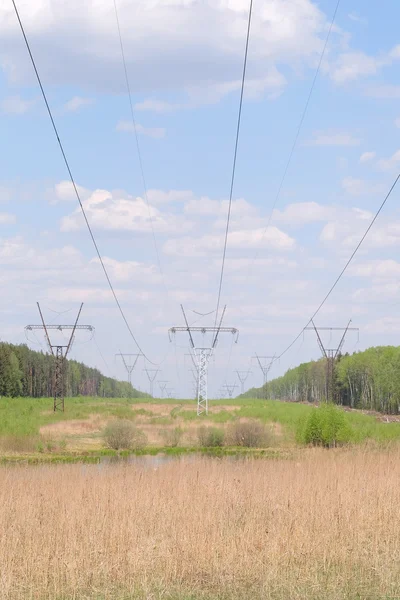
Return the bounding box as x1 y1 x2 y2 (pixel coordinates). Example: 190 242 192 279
243 346 400 414
0 342 146 398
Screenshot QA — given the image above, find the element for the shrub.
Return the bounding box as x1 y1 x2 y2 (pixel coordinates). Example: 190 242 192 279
103 420 148 450
160 427 183 447
197 426 225 447
298 404 352 447
227 420 271 448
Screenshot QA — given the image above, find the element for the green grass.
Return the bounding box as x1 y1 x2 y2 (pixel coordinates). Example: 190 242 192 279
1 396 400 455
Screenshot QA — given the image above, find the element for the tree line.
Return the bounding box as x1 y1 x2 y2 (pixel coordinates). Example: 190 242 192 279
242 346 400 414
0 342 148 398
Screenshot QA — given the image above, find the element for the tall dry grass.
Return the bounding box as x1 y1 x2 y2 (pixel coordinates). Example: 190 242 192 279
1 450 400 599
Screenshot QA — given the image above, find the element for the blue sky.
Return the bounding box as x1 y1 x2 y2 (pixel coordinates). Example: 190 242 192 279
1 0 400 397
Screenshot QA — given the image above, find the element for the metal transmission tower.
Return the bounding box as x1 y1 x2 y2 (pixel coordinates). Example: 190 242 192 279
224 383 238 398
252 354 275 399
25 303 93 412
115 352 142 387
143 368 159 397
166 387 174 399
169 305 238 416
185 352 199 399
188 369 198 398
158 380 168 398
305 320 359 403
236 370 252 395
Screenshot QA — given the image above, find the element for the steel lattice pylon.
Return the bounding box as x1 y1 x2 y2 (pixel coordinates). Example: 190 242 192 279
305 320 359 403
25 303 93 412
54 346 66 412
169 305 238 416
195 347 213 415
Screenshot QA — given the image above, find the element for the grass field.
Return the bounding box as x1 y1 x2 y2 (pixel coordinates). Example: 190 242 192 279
2 397 400 599
1 449 400 599
1 396 400 459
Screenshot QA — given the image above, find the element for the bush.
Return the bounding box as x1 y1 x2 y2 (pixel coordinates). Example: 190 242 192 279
227 420 271 448
103 420 148 450
298 404 352 447
197 426 225 447
160 427 183 447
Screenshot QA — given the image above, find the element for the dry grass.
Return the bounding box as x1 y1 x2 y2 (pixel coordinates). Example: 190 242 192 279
1 450 400 599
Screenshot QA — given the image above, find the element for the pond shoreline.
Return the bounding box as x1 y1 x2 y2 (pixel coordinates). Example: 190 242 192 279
0 445 292 464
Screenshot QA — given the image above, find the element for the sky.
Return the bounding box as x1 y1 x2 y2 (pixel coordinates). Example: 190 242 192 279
1 0 400 398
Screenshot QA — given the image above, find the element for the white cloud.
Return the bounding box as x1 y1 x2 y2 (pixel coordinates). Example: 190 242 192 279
329 44 400 85
116 120 166 139
63 96 94 112
341 177 384 197
184 197 255 218
90 257 160 283
320 212 400 250
61 188 192 234
0 94 34 114
52 180 89 203
272 202 335 226
395 118 400 129
0 0 335 103
329 52 383 85
377 150 400 171
350 260 400 279
147 189 195 205
0 213 16 225
348 12 367 25
163 226 295 257
365 85 400 99
0 186 12 203
359 151 376 163
304 131 361 147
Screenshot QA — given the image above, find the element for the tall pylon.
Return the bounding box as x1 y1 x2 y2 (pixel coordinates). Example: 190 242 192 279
143 368 159 397
305 320 359 402
169 305 238 416
252 354 275 399
224 382 238 398
158 380 168 398
115 352 142 387
25 303 93 412
235 370 252 395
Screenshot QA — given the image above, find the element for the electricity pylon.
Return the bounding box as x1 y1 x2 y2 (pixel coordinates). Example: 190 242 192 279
252 354 275 399
185 352 199 398
166 387 174 399
236 370 252 395
188 368 198 398
169 305 238 416
304 320 359 403
25 303 93 412
224 382 238 398
143 368 159 397
115 352 142 387
158 380 168 398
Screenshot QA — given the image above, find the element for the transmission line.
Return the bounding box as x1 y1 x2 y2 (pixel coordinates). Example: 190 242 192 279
214 0 254 327
242 0 342 288
11 0 158 365
275 170 400 363
112 0 170 304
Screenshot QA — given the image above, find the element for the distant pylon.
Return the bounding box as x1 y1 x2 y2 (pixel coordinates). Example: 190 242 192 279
235 370 252 394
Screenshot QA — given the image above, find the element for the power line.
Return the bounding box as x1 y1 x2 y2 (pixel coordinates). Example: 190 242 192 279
93 335 112 376
112 0 170 303
243 0 341 287
275 170 400 363
11 0 157 365
214 0 254 327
